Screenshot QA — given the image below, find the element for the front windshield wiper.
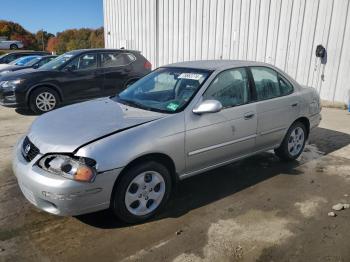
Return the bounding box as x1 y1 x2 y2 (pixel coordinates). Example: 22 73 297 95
117 97 152 111
116 96 169 114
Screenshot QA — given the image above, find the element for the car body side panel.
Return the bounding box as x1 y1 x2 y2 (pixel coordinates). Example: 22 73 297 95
75 112 186 175
185 101 257 173
255 91 300 150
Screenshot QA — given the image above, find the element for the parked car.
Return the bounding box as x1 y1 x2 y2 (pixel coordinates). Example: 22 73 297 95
0 39 24 50
0 51 50 64
0 48 151 113
12 60 321 223
0 55 57 75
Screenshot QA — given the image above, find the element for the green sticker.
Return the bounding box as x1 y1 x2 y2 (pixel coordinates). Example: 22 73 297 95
166 102 179 111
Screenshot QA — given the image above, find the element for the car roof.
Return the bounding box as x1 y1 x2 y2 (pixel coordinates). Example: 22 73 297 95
66 48 141 55
163 60 274 71
7 51 49 54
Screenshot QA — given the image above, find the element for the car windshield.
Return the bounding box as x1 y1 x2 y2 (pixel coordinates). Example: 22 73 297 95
9 56 39 66
39 53 74 70
24 57 42 66
116 67 210 113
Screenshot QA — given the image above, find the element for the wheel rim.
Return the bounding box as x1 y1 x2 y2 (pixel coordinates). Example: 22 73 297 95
125 171 165 216
35 92 56 112
287 127 305 156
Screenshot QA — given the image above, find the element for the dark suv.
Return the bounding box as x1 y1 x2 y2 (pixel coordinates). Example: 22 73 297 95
0 51 50 64
0 49 152 113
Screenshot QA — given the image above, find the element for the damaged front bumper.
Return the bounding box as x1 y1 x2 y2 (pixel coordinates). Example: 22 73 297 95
12 137 122 216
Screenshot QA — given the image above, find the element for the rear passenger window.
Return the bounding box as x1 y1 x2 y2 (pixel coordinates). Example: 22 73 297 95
279 77 294 95
101 53 135 68
251 67 293 100
203 68 250 108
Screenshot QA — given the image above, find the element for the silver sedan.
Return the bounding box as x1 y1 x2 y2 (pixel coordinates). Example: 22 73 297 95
12 60 321 223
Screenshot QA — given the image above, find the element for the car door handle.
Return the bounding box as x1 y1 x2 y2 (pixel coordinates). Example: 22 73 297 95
244 113 255 120
291 102 298 107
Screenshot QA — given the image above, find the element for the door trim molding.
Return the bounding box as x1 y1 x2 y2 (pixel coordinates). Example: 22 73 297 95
259 126 286 136
188 134 257 156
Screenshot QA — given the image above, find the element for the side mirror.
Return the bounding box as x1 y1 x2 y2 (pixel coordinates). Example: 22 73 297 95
33 64 39 69
192 100 223 114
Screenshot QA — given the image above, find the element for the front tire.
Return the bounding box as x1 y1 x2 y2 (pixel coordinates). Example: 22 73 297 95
111 161 172 224
275 122 307 161
29 87 60 114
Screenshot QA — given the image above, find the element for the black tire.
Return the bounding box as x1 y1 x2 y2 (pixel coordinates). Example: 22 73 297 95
274 121 307 161
10 44 18 50
29 87 60 114
111 161 172 224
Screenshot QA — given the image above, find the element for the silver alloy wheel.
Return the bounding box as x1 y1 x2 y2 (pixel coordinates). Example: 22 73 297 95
287 126 305 156
35 92 56 112
125 171 165 216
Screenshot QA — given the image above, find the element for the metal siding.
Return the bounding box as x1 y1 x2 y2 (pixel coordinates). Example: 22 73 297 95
103 0 350 104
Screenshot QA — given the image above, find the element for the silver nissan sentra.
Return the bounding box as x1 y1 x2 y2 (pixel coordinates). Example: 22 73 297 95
13 60 321 223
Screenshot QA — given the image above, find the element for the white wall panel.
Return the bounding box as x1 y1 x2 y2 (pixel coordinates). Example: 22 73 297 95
104 0 350 104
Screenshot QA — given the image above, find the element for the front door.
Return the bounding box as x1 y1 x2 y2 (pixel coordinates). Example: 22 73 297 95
185 67 257 174
60 53 104 101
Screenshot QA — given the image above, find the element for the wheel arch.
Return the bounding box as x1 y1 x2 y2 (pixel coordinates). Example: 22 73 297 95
110 153 178 203
26 83 63 105
293 116 310 139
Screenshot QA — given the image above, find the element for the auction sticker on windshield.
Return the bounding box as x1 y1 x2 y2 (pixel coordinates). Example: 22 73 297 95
178 73 204 80
166 102 179 111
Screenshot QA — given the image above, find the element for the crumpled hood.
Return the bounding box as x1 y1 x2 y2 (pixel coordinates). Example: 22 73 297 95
28 98 166 154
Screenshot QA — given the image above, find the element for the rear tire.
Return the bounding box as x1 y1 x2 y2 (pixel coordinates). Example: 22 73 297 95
29 87 60 114
10 44 18 50
111 161 172 224
274 122 307 161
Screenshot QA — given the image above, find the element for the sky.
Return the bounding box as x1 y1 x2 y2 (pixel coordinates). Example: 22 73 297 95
0 0 103 34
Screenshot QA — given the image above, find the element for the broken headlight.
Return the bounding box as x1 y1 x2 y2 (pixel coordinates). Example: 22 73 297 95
38 154 97 182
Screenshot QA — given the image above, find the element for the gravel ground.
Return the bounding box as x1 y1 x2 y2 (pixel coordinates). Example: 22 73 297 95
0 106 350 262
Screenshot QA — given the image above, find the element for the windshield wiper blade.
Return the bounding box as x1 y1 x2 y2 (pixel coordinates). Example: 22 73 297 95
118 97 151 110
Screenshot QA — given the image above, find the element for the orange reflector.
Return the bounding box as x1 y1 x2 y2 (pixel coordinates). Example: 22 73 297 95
75 166 95 182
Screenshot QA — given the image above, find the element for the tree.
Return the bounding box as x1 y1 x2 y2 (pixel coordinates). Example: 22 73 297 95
35 30 55 51
0 20 104 53
46 37 59 53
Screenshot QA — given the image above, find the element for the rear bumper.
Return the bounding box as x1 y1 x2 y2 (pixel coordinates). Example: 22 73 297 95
12 137 122 216
310 113 322 129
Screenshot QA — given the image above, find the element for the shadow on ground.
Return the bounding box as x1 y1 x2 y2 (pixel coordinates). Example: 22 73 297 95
76 127 350 228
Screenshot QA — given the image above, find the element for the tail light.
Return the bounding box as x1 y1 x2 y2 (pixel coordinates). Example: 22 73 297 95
144 61 152 70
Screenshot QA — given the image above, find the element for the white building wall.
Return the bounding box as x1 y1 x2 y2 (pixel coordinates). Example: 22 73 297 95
103 0 350 104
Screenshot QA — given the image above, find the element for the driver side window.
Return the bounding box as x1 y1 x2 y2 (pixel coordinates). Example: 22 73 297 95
65 53 97 71
203 68 250 108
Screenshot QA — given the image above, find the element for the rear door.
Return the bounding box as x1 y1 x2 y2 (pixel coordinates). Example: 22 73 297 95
249 66 299 150
185 68 257 173
60 53 104 101
100 52 137 95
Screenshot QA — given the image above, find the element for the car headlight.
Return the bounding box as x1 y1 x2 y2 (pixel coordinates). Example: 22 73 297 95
0 79 23 91
38 154 97 182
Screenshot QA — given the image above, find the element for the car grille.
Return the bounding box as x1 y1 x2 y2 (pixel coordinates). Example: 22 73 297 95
22 137 40 162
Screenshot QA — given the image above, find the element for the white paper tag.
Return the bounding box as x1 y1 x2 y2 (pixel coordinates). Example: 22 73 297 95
178 73 204 80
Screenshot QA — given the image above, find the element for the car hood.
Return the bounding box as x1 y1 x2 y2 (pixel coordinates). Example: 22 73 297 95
0 68 39 80
0 65 20 73
0 64 10 70
27 98 166 154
